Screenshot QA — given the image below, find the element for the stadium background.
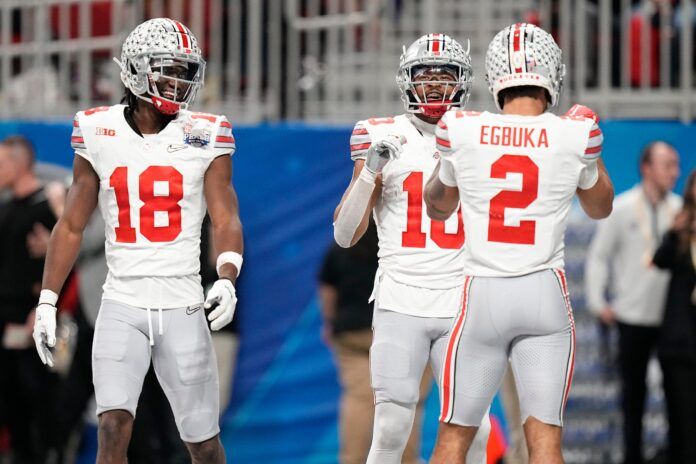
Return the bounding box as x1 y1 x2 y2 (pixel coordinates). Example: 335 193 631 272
1 1 695 463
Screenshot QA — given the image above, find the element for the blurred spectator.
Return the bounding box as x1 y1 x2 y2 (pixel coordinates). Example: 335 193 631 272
652 169 696 464
630 0 664 87
585 140 681 464
0 136 60 463
318 220 429 464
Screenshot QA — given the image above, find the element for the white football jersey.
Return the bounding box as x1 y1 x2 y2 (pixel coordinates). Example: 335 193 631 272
436 110 602 277
71 104 235 306
350 114 465 295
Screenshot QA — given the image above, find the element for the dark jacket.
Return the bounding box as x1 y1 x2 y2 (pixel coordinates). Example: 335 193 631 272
652 230 696 360
0 187 57 323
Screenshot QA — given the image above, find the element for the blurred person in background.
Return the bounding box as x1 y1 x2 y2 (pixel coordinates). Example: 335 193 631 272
332 34 490 464
586 140 681 464
319 219 429 464
0 136 60 463
652 169 696 464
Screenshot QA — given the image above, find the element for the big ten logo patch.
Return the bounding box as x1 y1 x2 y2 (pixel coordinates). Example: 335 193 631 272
96 127 116 136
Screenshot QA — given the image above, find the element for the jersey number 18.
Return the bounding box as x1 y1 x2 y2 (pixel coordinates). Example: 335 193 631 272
109 166 184 243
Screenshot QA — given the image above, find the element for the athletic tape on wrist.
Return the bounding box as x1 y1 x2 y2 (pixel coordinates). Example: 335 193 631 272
438 159 458 187
359 166 378 183
39 289 59 307
216 251 243 276
578 162 599 190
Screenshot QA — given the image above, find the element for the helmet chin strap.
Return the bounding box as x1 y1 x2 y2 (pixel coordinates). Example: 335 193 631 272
150 95 181 115
133 92 182 115
420 101 452 118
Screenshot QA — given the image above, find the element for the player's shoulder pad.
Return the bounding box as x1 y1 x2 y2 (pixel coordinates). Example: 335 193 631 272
561 104 603 161
71 105 121 152
183 111 236 155
350 119 371 160
435 114 452 154
452 109 482 118
350 115 402 160
583 120 603 161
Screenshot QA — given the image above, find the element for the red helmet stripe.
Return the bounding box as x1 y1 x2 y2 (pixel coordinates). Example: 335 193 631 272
170 19 190 49
512 23 523 73
432 33 441 53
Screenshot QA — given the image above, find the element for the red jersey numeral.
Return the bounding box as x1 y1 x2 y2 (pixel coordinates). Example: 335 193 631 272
367 117 396 125
401 171 464 249
84 106 110 116
109 167 137 243
109 166 184 243
402 172 427 248
487 155 539 245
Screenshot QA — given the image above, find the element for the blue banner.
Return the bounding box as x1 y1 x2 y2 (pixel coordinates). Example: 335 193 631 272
1 119 693 462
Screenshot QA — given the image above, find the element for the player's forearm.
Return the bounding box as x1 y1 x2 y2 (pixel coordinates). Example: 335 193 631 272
577 161 614 219
334 169 377 248
41 220 84 293
424 171 459 221
212 218 243 283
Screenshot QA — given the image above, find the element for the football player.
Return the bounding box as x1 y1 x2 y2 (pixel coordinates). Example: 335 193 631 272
425 24 614 463
32 18 242 463
333 34 490 464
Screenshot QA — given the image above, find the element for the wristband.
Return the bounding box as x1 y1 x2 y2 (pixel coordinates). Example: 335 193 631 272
578 162 599 190
216 251 243 276
39 289 59 307
358 166 378 183
438 159 458 187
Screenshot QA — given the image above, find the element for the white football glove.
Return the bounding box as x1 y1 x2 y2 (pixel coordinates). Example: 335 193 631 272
204 279 237 331
33 303 57 367
364 134 406 174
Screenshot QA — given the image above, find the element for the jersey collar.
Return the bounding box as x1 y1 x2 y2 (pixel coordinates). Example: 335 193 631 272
406 113 437 135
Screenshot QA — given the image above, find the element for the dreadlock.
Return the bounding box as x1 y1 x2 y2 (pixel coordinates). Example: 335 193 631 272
121 87 139 116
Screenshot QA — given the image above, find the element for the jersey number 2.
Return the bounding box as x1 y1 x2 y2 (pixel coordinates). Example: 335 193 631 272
109 166 184 243
402 171 464 249
488 154 539 245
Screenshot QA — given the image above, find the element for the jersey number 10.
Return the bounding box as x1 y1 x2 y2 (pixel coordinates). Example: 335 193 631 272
110 166 184 243
401 171 464 249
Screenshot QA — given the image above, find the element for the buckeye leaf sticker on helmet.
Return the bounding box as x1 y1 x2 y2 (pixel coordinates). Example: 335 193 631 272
485 23 565 110
114 18 206 115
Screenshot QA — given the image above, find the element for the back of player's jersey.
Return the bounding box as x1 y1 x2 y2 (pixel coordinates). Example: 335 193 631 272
350 115 465 289
437 110 597 277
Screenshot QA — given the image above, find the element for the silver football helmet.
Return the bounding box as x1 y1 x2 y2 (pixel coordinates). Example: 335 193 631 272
396 33 473 118
485 23 565 110
114 18 206 115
